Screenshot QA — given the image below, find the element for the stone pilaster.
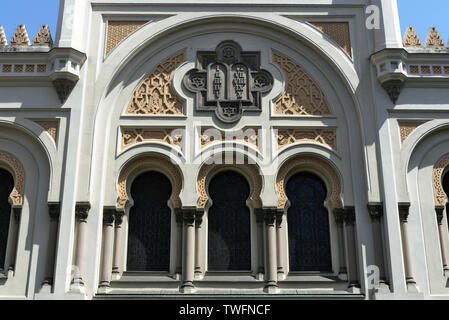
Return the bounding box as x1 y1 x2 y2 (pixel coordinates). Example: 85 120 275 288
398 202 419 292
40 202 60 293
70 202 90 294
344 206 360 292
367 203 390 293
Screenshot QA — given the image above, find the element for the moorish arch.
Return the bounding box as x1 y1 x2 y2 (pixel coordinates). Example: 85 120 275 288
432 153 449 207
0 151 25 207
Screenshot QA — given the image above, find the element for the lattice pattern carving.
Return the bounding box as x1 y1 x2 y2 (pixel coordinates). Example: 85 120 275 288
273 51 331 116
32 120 59 143
121 128 183 150
0 25 7 46
276 156 342 209
426 27 445 48
33 25 53 46
105 20 148 57
197 163 262 209
117 156 182 209
403 26 422 47
309 22 352 57
398 120 428 144
433 154 449 206
200 128 259 149
10 25 30 45
126 51 185 115
0 152 25 206
277 129 336 150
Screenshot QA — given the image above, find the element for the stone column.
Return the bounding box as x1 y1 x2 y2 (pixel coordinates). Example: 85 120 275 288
181 207 196 293
264 208 278 293
275 210 285 280
111 210 124 280
435 206 449 276
174 209 183 277
5 206 22 273
255 209 264 280
40 202 60 293
194 209 205 280
70 202 90 293
333 208 347 280
344 206 360 292
398 203 419 292
98 207 115 293
367 203 390 292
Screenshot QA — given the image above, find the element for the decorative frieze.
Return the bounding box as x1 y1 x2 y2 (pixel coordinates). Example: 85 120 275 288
126 51 185 115
276 156 342 209
276 128 336 150
32 120 59 143
272 51 331 116
398 120 428 143
426 27 445 48
10 25 30 46
121 128 183 151
33 25 53 46
199 127 259 149
105 20 148 57
309 22 352 57
403 26 422 47
0 152 24 206
433 154 449 206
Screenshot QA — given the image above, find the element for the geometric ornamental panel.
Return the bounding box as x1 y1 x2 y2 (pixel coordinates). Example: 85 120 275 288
184 41 274 123
277 129 337 150
127 171 172 272
121 128 183 151
433 154 449 206
126 51 186 115
309 22 352 57
207 171 251 271
105 20 148 57
0 169 14 270
273 51 331 116
286 172 332 272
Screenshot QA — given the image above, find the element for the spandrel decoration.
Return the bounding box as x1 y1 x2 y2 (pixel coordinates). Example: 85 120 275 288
183 41 274 123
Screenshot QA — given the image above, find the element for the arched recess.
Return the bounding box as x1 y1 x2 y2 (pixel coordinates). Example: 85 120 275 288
117 155 183 210
0 152 25 207
276 155 343 210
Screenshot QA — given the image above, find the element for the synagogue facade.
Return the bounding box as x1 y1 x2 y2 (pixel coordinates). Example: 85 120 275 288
0 0 448 300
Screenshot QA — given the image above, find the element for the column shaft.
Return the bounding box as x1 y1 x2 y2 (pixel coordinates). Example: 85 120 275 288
181 208 196 293
99 208 115 290
264 208 278 293
333 208 347 277
398 203 418 292
71 202 90 291
112 211 124 279
344 207 359 289
436 206 449 274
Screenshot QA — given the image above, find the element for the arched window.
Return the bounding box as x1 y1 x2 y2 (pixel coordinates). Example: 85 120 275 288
127 171 172 271
0 168 14 270
208 171 251 271
286 172 332 272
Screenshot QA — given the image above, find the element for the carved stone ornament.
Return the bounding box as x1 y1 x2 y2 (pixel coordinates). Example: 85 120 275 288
398 120 428 144
53 79 76 104
33 25 53 46
433 154 449 206
183 41 274 124
0 152 25 206
426 27 445 48
276 156 342 209
403 26 422 47
0 25 7 46
121 128 183 151
276 129 337 150
105 20 148 57
10 24 30 46
32 120 59 143
200 127 259 149
381 79 404 104
309 22 352 57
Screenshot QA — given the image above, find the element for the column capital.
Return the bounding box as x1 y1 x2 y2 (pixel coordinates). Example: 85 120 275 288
367 202 384 221
103 207 116 226
435 206 445 224
75 202 91 221
182 207 197 226
343 206 356 226
195 208 205 226
114 208 124 226
333 208 344 225
263 207 278 226
398 202 411 223
48 202 61 221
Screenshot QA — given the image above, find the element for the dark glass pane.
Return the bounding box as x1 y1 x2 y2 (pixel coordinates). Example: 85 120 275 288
208 171 251 271
0 169 13 269
443 171 449 197
286 172 332 272
127 171 172 271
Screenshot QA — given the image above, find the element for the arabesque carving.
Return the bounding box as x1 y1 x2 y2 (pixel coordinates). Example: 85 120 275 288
277 129 337 150
197 163 262 209
33 25 53 46
309 22 352 57
426 27 445 48
433 154 449 206
10 24 30 46
276 156 342 209
0 152 25 206
117 156 182 209
200 128 259 149
105 20 148 57
121 128 183 150
33 120 59 143
272 51 331 115
398 120 428 144
403 26 422 47
126 51 185 115
0 25 7 46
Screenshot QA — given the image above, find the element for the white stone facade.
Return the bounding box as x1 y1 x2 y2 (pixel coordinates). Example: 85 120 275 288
0 0 448 300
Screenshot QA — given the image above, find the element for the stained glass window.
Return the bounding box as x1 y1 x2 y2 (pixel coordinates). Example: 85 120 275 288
127 171 172 271
0 169 13 270
286 172 332 272
208 171 251 271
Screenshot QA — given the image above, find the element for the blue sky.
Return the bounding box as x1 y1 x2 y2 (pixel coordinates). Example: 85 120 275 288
0 0 447 46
